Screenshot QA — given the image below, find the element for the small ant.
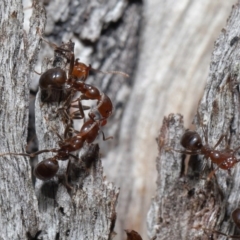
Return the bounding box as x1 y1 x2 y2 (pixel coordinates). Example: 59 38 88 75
39 39 128 121
194 208 240 239
0 117 110 181
173 112 240 177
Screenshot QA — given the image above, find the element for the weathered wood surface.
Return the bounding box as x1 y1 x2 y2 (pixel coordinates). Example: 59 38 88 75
148 2 240 239
0 0 45 239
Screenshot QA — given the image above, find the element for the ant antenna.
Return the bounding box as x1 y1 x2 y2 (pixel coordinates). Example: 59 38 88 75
90 67 129 78
40 37 59 50
74 59 129 78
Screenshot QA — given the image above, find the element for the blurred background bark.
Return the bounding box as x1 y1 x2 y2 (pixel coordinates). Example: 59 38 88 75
24 0 237 239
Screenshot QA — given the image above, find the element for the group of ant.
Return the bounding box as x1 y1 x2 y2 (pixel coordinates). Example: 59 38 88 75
1 38 128 185
170 111 240 239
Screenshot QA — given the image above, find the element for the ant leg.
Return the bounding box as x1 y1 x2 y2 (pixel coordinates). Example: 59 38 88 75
207 161 226 180
101 131 113 141
213 134 227 150
57 90 76 115
76 98 88 120
67 98 90 122
164 147 200 155
69 153 79 160
0 148 58 158
63 160 73 191
64 124 75 139
34 70 41 75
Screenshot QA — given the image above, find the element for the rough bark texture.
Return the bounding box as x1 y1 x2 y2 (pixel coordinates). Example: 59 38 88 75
0 0 45 239
148 2 240 240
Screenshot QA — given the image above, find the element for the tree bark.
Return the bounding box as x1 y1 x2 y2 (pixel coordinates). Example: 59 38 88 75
0 0 45 239
148 2 240 239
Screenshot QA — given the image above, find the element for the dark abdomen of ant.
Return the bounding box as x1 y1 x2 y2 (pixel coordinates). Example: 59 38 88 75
34 158 59 181
39 67 67 89
180 131 202 151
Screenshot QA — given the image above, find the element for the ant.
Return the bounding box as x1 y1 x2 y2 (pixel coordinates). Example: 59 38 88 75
194 208 240 239
39 39 128 122
0 117 110 181
172 112 240 178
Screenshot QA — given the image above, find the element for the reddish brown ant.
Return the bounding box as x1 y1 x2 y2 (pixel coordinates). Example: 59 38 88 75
193 208 240 239
0 117 110 181
171 112 240 178
18 39 122 181
39 39 128 121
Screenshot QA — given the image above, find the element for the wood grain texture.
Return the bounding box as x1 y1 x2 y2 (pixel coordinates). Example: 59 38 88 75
148 2 240 239
0 0 45 239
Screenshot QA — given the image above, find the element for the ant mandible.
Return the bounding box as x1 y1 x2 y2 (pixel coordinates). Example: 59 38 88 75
194 208 240 239
174 112 240 177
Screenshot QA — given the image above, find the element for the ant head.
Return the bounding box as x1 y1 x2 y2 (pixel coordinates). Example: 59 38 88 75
72 59 90 81
34 158 59 180
181 131 203 151
232 208 240 228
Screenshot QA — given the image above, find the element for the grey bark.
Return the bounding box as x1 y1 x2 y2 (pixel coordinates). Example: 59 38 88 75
0 0 45 239
148 2 240 239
